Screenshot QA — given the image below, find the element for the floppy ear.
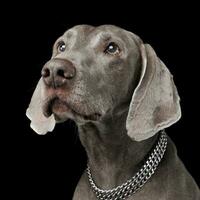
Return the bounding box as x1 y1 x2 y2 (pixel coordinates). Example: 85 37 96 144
126 44 181 141
26 78 56 135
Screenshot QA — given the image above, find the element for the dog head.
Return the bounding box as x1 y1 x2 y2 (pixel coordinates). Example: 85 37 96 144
26 25 181 141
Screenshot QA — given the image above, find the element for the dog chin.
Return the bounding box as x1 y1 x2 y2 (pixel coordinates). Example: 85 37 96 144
53 109 102 124
43 98 102 124
53 113 69 123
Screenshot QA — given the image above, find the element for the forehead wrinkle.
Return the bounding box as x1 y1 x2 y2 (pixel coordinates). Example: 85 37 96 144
63 28 87 51
63 29 78 38
90 32 112 48
65 25 95 45
99 32 112 41
63 30 74 39
73 26 97 49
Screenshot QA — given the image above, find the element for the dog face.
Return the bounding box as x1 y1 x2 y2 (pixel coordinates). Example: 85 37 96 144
26 25 181 141
29 25 141 123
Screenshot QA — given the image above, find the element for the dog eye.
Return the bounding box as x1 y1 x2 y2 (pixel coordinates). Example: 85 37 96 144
105 42 120 55
57 41 66 52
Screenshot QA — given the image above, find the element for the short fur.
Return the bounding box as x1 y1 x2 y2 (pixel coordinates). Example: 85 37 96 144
27 25 199 199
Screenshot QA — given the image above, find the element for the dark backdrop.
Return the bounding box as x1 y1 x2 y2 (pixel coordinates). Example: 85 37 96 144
3 2 199 199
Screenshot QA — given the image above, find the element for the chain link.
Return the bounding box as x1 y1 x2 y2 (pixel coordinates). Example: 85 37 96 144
86 130 167 200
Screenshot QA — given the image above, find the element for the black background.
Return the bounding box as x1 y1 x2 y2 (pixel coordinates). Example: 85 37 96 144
3 2 199 199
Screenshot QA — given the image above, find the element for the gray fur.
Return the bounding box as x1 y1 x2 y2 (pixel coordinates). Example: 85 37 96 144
26 25 199 199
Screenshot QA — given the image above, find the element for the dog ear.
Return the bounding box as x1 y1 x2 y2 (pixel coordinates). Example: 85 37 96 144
126 44 181 141
26 78 56 135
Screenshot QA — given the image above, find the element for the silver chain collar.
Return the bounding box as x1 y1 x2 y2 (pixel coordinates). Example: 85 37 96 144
86 130 167 200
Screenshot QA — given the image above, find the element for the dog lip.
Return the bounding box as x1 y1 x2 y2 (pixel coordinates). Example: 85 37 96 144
43 98 70 118
43 98 55 117
82 113 102 121
43 97 102 121
70 107 102 121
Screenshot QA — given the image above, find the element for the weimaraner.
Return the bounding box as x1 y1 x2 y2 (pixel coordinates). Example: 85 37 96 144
26 25 200 199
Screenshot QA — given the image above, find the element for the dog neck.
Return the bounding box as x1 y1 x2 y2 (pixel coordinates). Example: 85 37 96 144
78 110 158 190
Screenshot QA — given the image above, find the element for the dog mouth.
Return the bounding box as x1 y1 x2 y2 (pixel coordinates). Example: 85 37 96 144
43 97 101 122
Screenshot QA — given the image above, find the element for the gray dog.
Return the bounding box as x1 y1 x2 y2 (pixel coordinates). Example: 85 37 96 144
26 25 199 199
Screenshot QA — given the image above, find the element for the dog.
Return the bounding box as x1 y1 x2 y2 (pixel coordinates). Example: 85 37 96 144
26 25 200 199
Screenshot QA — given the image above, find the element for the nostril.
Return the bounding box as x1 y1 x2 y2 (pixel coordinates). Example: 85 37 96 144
57 68 75 79
57 69 65 78
41 68 50 78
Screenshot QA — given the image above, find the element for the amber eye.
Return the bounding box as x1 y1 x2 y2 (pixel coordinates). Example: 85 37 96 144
104 42 120 55
57 41 66 52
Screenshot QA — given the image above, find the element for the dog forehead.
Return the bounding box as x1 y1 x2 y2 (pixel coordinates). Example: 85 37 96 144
65 24 124 34
63 25 95 39
62 25 129 43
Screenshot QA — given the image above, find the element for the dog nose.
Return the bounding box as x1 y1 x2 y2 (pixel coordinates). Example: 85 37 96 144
41 58 76 87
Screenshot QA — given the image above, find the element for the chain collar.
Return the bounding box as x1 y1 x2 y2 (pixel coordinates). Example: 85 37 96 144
86 130 167 200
